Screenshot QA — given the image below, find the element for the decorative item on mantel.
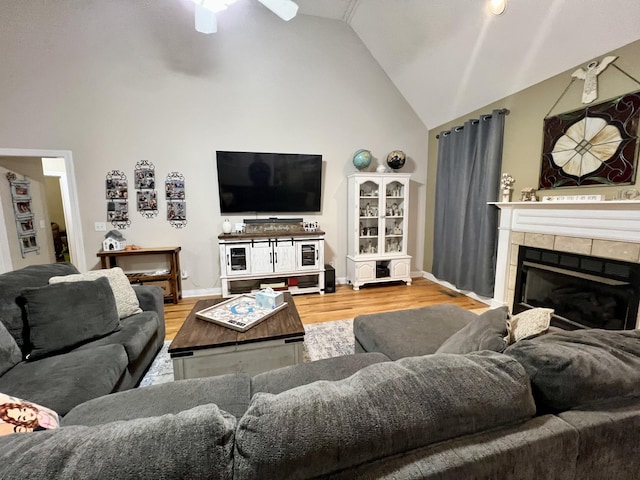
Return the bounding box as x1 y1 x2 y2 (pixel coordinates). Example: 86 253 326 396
520 188 538 202
222 219 232 234
540 56 640 190
500 173 515 202
386 150 406 170
352 149 372 171
622 188 639 200
541 194 604 202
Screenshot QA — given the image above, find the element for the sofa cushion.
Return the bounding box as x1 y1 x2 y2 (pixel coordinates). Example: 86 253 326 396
0 404 236 480
505 328 640 411
234 351 535 479
0 321 22 376
353 304 478 360
0 392 59 435
63 373 252 425
74 311 158 362
49 267 142 319
436 306 509 354
0 263 79 351
0 344 128 415
506 307 553 344
21 277 120 360
251 352 390 396
325 415 578 480
558 397 640 480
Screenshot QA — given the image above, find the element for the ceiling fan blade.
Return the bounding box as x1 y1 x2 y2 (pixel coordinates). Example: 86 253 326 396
256 0 299 21
195 3 217 34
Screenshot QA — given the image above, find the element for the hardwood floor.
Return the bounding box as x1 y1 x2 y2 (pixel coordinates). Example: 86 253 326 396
163 277 487 341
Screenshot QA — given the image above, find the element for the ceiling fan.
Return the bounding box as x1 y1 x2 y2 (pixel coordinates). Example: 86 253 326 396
192 0 299 34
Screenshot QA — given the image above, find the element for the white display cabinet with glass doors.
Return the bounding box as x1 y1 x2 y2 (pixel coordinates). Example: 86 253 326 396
346 172 412 290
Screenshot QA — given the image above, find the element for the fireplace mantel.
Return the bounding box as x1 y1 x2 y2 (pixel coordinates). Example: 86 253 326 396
490 201 640 308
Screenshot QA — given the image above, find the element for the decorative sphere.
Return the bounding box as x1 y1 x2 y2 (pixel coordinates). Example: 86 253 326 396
386 150 406 170
352 149 373 171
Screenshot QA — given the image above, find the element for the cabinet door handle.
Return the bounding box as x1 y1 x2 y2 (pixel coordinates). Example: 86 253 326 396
274 252 278 264
270 252 273 264
226 254 230 266
316 250 318 260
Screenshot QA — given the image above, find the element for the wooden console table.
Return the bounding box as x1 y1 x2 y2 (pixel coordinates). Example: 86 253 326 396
97 246 182 304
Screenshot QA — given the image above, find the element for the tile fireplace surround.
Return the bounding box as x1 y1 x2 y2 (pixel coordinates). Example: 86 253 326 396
492 200 640 328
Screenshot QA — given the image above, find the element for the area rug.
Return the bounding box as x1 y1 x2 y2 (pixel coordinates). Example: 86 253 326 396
140 318 355 387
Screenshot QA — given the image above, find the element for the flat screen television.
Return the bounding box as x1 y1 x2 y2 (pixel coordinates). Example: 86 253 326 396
216 151 323 213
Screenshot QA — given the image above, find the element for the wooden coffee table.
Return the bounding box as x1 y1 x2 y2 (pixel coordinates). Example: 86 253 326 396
168 293 305 380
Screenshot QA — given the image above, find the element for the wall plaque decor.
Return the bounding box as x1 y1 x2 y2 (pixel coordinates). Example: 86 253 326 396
539 90 640 189
6 173 39 257
134 160 158 218
106 170 130 229
165 172 187 228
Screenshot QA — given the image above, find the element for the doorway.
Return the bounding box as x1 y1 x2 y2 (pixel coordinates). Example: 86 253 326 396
0 148 86 273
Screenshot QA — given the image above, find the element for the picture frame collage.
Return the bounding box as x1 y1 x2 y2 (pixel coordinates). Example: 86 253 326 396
135 160 158 219
6 174 39 258
106 170 130 229
166 171 187 228
105 163 187 229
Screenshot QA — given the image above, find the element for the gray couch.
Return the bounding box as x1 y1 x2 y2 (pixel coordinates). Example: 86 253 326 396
0 263 165 415
2 302 640 479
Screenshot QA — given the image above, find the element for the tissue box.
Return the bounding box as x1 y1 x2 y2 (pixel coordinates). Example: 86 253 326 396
255 288 284 310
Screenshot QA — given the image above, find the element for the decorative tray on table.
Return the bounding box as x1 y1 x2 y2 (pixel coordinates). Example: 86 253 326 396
195 294 287 332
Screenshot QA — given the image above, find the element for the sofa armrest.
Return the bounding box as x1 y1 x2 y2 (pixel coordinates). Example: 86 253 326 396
132 285 165 325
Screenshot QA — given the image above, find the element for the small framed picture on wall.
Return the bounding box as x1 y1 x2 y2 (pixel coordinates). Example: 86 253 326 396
106 175 128 200
167 200 186 221
14 200 33 218
11 180 30 199
17 218 35 235
137 189 158 212
165 178 185 200
107 200 129 222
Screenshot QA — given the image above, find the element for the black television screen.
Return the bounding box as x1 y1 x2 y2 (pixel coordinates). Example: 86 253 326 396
216 151 323 213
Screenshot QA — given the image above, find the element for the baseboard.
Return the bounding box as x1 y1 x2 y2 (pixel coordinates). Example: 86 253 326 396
421 271 499 307
182 287 221 298
338 271 426 288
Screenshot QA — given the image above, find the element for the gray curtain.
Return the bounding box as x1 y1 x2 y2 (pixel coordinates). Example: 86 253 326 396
432 109 507 297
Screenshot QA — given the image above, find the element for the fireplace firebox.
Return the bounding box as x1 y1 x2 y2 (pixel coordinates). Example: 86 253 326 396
513 246 640 330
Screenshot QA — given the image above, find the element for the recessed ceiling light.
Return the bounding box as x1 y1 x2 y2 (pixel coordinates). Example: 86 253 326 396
488 0 507 15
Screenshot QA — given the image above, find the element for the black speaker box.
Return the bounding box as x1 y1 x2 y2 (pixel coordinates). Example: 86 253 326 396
324 264 336 293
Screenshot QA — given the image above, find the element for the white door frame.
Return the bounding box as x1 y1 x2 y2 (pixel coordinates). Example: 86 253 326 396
0 148 87 273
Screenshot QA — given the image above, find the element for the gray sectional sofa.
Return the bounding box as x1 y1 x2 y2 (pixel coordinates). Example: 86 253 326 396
0 263 165 415
2 298 640 479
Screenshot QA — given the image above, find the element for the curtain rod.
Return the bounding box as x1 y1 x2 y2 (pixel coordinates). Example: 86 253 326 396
436 108 510 139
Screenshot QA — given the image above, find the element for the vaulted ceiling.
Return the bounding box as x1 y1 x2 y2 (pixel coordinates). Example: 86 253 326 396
296 0 640 129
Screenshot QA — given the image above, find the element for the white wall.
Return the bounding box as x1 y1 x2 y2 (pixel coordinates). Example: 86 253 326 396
0 0 428 292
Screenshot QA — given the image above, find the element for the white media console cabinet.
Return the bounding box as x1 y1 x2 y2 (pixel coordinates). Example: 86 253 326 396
218 230 325 298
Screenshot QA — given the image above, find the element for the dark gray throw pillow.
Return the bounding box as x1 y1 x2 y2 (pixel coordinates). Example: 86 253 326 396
21 277 120 360
0 321 22 375
505 329 640 411
435 306 509 354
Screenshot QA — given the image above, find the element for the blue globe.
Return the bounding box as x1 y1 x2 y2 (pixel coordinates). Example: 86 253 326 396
353 149 372 171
